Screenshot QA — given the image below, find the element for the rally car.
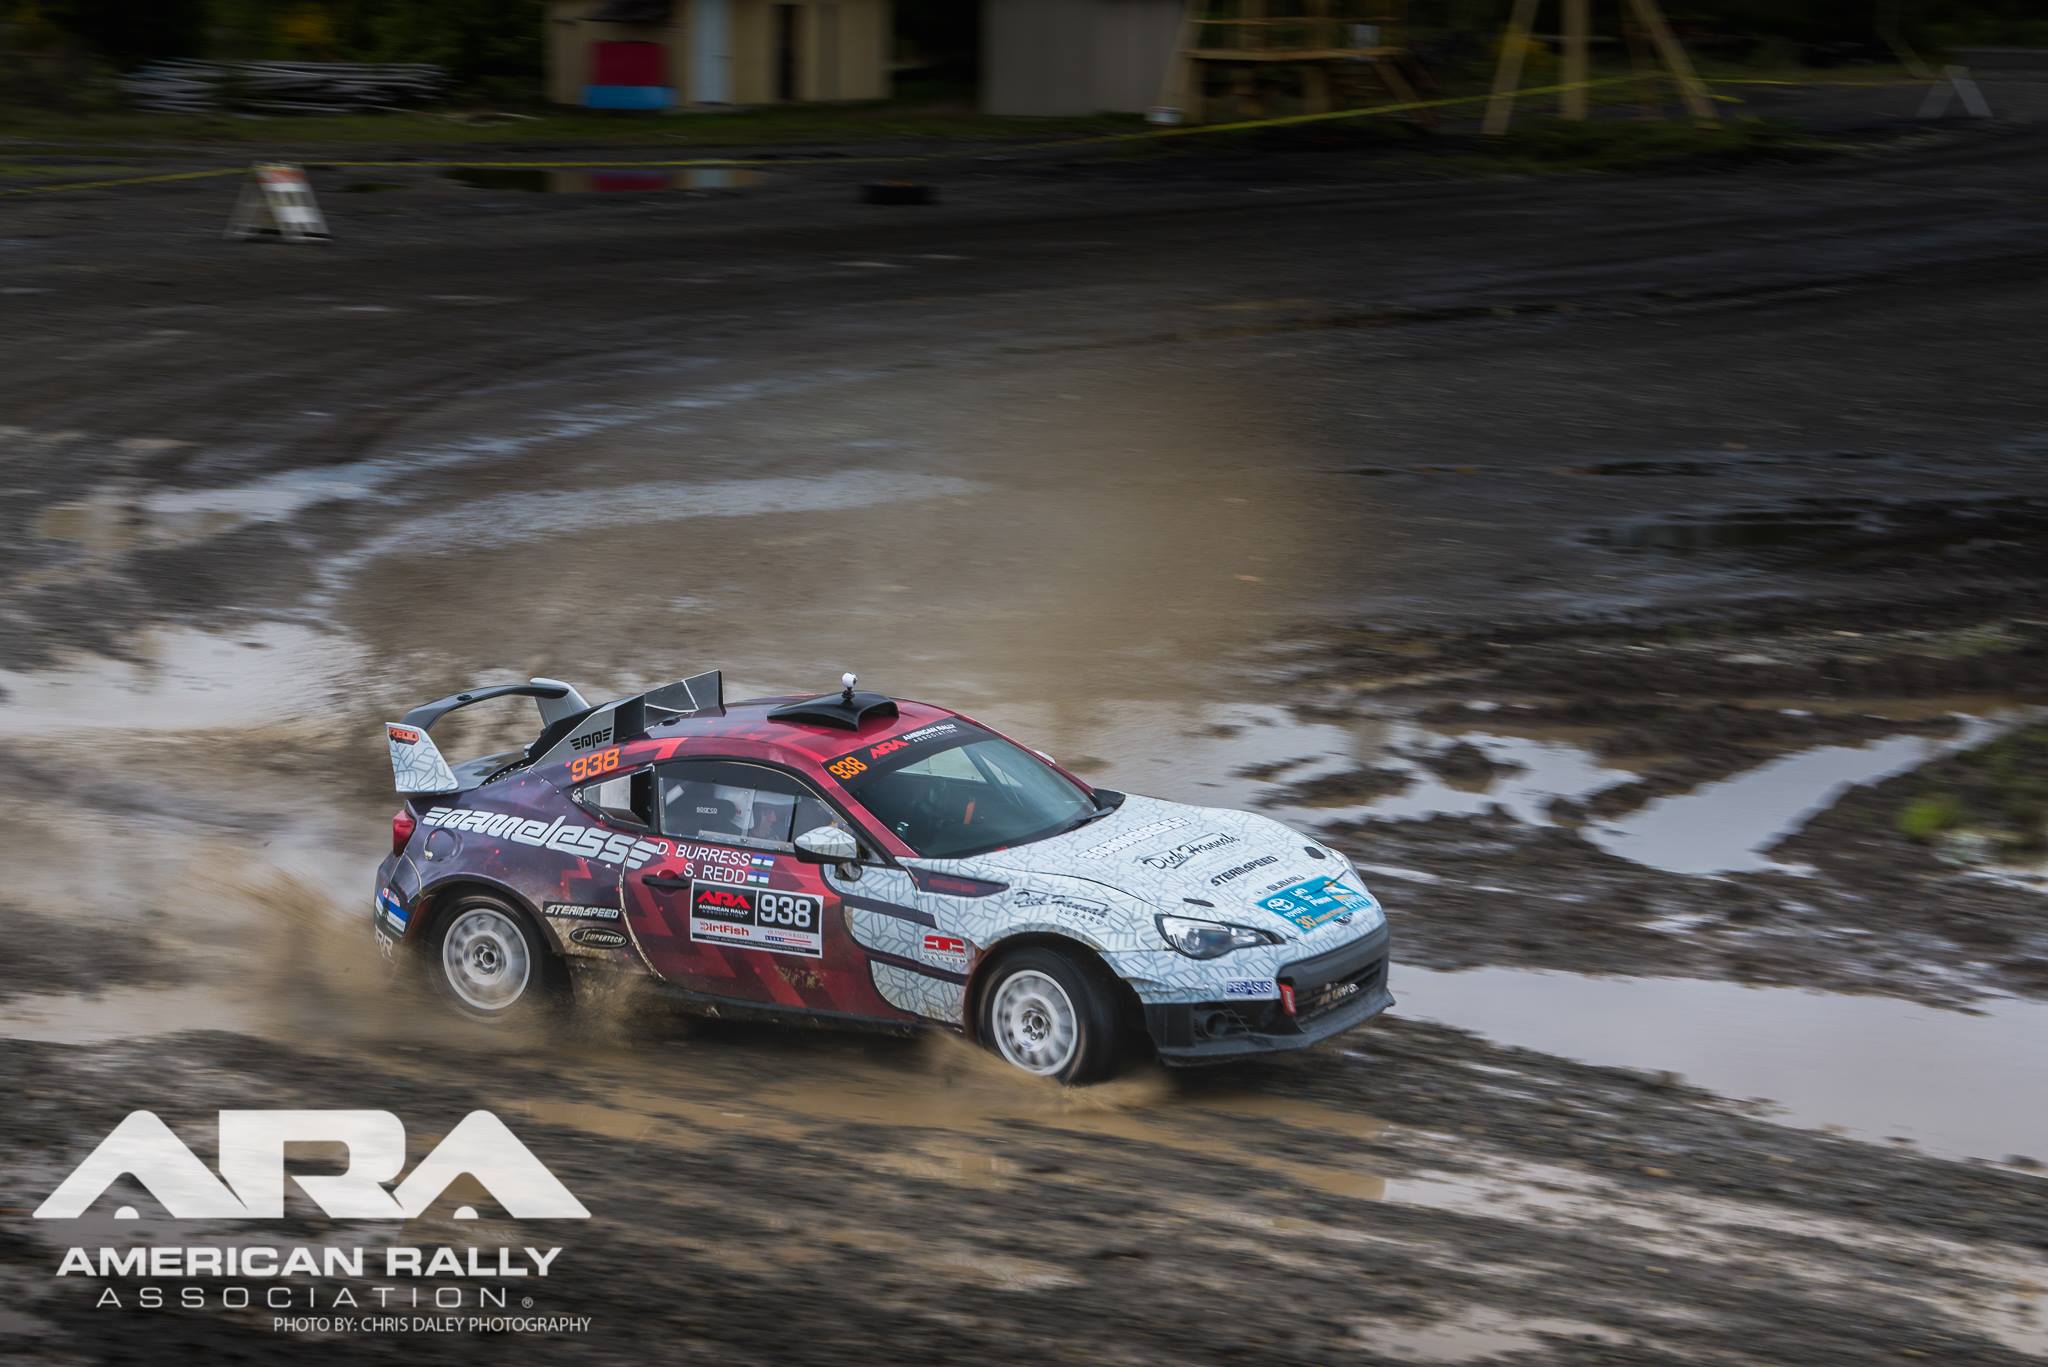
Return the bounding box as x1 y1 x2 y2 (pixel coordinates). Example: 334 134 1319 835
374 671 1392 1083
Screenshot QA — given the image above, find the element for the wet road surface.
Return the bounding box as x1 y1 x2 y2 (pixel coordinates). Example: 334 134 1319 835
2 86 2047 1363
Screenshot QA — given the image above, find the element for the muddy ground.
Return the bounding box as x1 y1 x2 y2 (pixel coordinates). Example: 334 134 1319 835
2 77 2046 1363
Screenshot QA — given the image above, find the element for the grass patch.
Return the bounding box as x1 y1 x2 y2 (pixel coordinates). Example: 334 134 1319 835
1090 110 1841 177
1440 117 1840 174
0 100 1138 154
1897 794 1965 842
1897 725 2048 855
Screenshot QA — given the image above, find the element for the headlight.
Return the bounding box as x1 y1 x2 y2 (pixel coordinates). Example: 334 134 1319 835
1156 914 1281 960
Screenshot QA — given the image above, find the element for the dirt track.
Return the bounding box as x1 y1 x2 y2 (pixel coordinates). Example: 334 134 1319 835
2 79 2047 1363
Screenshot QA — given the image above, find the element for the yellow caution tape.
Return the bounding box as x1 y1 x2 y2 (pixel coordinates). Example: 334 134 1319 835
0 165 248 197
0 72 1942 198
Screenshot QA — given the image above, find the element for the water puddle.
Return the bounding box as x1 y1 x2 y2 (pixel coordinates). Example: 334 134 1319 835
308 469 978 604
445 167 767 194
1348 730 1635 826
1360 1307 1626 1363
1587 716 2007 875
1396 965 2048 1163
0 985 260 1044
985 705 1635 831
0 622 364 734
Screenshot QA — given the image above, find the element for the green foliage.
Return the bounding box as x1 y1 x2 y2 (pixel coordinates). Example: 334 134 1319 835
1897 795 1964 842
202 0 545 94
1896 726 2048 855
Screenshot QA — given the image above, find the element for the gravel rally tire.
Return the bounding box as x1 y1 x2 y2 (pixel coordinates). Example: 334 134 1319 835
979 946 1124 1085
430 893 563 1024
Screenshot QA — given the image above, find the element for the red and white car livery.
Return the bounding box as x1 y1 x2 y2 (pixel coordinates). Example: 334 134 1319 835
375 671 1392 1083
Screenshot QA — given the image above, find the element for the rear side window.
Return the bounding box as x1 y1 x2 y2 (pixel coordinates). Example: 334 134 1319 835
657 760 830 850
577 769 655 829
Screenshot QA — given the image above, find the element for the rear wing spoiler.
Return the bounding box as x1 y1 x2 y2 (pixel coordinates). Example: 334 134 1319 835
385 677 590 795
385 671 726 794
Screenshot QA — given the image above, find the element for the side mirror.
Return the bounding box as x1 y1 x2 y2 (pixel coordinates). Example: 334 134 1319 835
794 825 860 865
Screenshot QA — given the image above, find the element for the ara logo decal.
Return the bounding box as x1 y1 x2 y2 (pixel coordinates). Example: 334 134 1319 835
34 1111 587 1220
692 887 754 917
868 738 909 760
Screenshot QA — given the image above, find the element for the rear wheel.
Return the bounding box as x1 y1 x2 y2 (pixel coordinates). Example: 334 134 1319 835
431 894 562 1023
979 947 1123 1084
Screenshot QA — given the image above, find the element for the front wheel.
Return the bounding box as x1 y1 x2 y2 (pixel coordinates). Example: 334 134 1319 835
431 894 562 1024
979 947 1123 1085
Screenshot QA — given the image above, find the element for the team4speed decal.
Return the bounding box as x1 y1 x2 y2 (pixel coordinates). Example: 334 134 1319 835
688 882 824 958
1257 876 1376 933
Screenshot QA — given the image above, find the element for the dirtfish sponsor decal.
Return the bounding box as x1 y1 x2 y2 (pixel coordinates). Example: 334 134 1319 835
34 1110 593 1334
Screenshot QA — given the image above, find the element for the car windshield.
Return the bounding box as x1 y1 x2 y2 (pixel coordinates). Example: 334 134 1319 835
830 722 1097 859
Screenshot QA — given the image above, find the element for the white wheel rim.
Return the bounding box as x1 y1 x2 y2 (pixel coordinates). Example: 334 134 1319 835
442 908 530 1012
991 969 1079 1076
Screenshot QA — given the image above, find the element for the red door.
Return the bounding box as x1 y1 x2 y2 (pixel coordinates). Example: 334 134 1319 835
593 40 665 87
622 759 885 1015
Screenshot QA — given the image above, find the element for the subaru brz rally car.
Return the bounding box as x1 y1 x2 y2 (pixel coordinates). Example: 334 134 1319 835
375 671 1392 1082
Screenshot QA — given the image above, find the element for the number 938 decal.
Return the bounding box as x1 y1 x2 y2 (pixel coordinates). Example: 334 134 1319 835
569 747 622 783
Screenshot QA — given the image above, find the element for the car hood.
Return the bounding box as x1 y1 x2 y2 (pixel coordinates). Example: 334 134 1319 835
941 792 1366 944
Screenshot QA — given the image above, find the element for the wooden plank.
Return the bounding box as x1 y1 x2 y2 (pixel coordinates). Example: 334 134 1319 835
1562 0 1589 119
1483 0 1540 135
1624 0 1716 121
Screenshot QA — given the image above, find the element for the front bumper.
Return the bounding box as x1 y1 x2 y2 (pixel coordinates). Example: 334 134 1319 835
1144 923 1392 1063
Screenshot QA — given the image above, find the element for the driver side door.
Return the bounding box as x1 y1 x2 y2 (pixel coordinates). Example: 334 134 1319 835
623 759 877 1014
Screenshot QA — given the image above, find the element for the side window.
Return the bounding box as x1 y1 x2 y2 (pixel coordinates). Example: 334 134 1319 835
657 761 831 850
578 769 655 828
793 793 852 842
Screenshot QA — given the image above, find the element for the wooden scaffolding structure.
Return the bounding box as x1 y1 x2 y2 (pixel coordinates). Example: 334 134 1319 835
1155 2 1436 125
1483 0 1716 132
